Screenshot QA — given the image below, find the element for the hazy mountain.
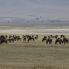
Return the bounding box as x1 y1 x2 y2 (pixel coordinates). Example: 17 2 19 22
0 17 69 26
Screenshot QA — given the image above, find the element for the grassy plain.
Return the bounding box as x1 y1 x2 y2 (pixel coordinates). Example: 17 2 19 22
0 42 69 69
0 26 69 69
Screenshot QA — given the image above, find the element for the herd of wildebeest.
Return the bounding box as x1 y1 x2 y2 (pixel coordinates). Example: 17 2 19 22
0 34 69 45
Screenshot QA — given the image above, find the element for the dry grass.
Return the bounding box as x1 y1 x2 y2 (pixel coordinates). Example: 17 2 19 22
0 34 69 69
0 43 69 69
0 64 66 69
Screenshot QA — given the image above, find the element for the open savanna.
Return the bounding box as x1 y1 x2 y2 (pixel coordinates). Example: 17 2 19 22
0 26 69 69
0 42 69 69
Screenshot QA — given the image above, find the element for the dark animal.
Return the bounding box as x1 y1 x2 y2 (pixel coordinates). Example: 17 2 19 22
63 37 69 44
42 36 47 42
0 35 7 44
27 35 35 42
46 37 52 44
55 38 63 44
22 35 27 42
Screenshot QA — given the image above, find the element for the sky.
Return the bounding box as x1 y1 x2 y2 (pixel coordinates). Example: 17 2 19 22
0 0 69 20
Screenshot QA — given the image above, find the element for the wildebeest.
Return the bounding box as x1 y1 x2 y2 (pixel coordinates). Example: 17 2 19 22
27 35 35 42
55 38 63 44
42 36 47 42
22 35 27 42
0 34 69 45
46 36 52 44
60 34 65 38
42 36 52 44
0 35 7 44
62 37 69 44
22 35 38 42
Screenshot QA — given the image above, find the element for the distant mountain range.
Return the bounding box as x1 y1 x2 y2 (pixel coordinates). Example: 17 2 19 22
0 17 69 26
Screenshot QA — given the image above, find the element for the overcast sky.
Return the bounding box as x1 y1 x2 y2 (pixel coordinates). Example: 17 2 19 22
0 0 69 20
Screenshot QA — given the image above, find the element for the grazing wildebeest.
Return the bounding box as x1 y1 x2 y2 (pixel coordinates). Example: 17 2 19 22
42 36 52 44
8 37 15 43
0 34 68 45
42 36 47 42
46 37 52 44
63 37 69 44
27 35 35 42
15 36 21 41
55 38 63 44
59 35 69 44
22 35 38 42
0 35 7 44
22 35 27 42
8 35 21 43
60 34 65 38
